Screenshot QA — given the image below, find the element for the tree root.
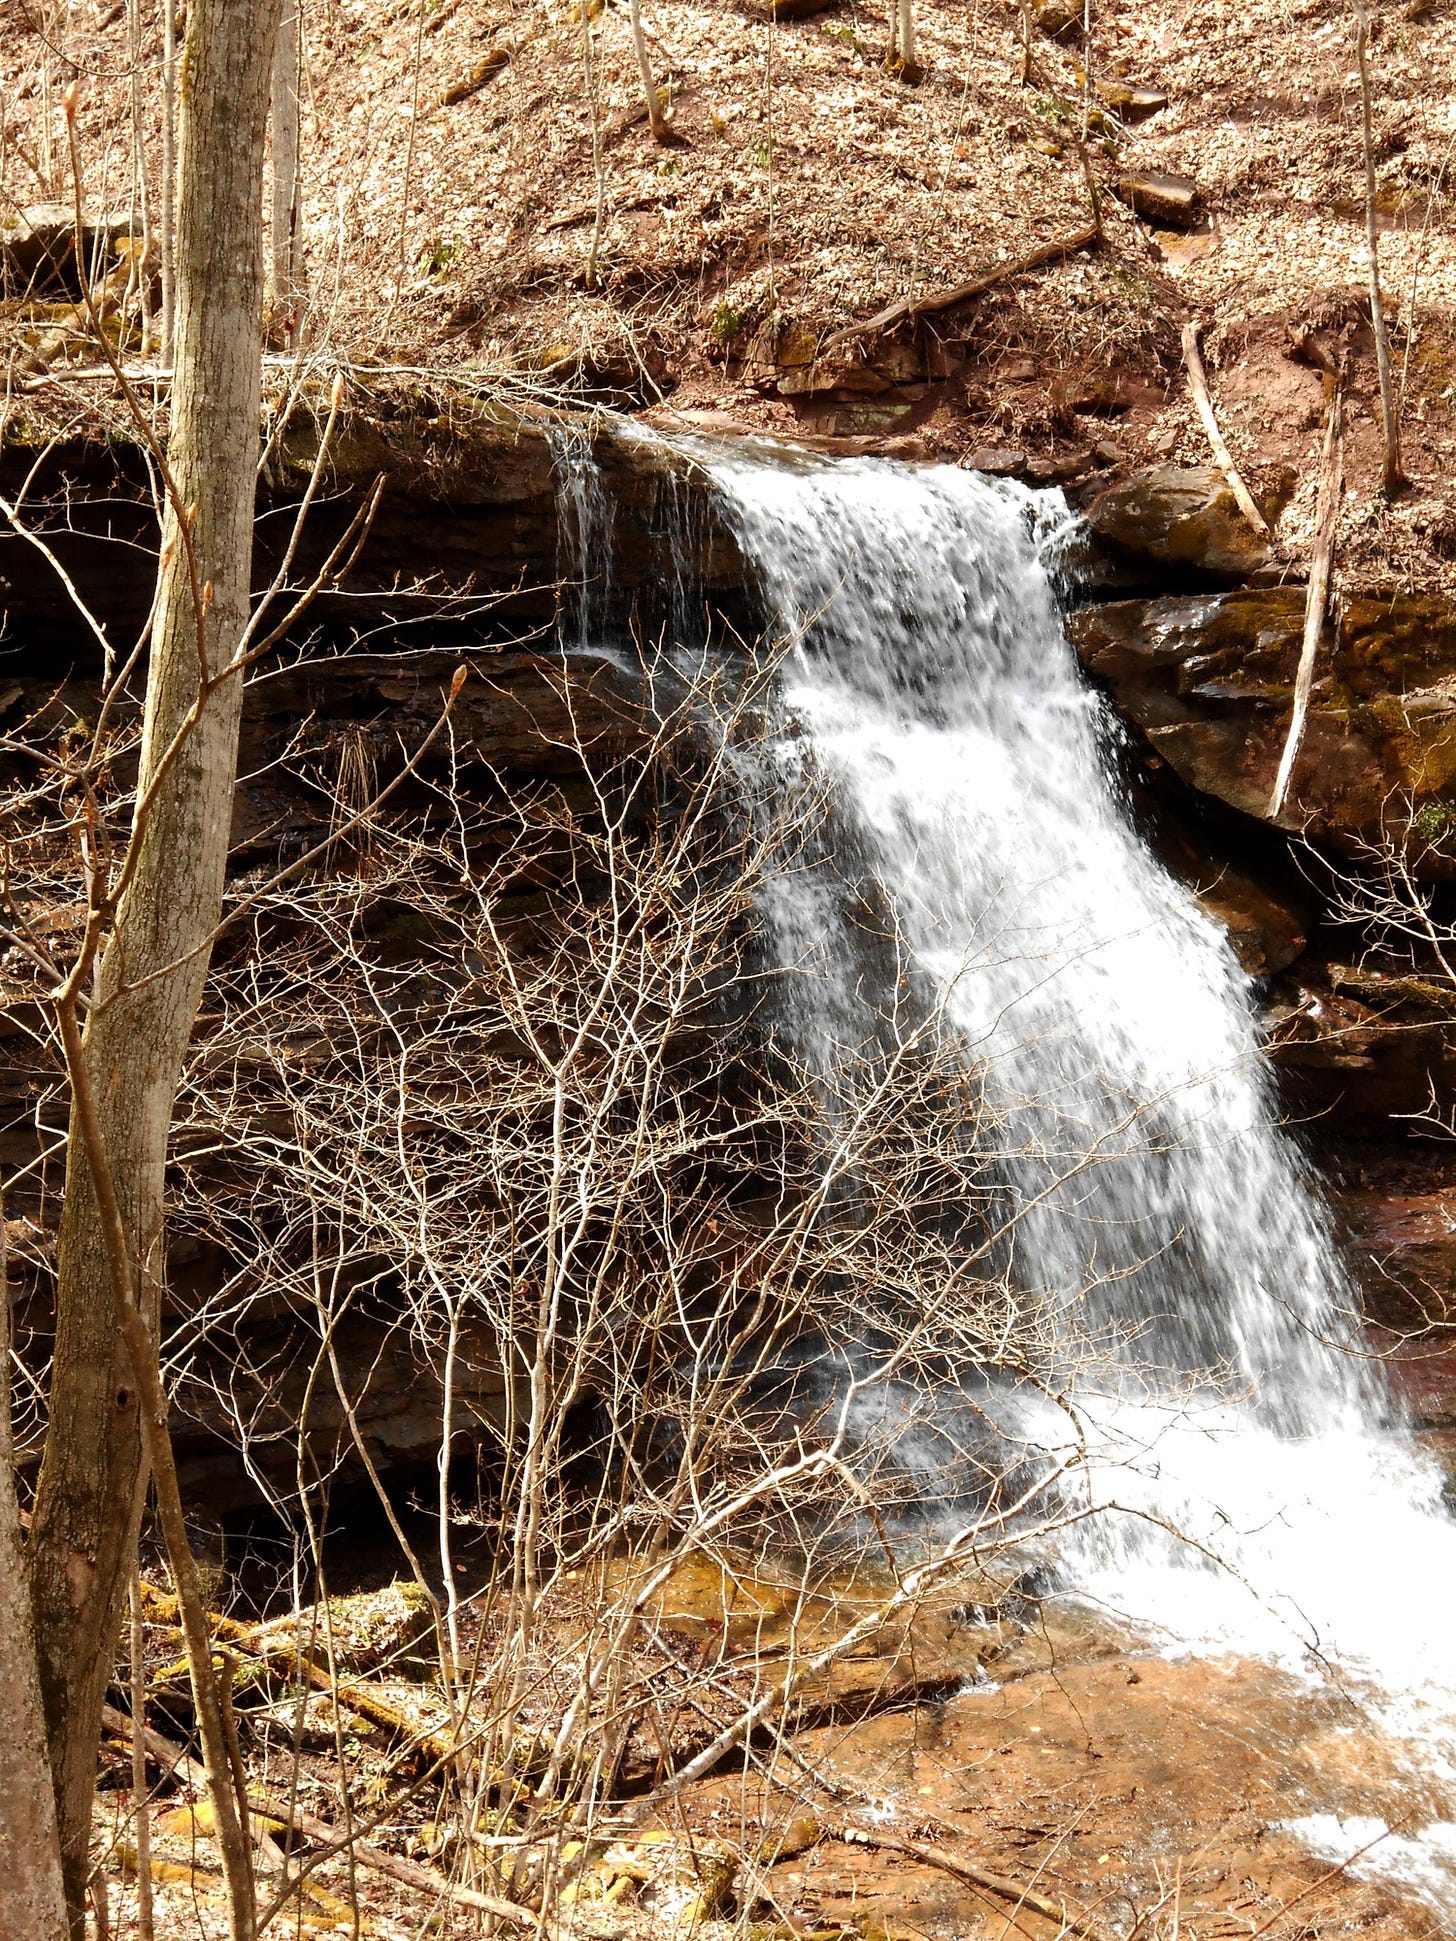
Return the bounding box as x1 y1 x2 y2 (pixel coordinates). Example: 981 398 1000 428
820 223 1100 356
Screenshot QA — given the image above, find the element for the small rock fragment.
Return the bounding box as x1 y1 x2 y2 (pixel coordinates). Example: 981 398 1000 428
967 447 1028 477
1099 80 1170 122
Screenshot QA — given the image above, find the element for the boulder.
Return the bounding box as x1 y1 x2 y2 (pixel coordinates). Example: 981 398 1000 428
967 447 1028 477
751 0 839 16
1098 81 1170 123
1111 170 1201 229
1033 0 1083 38
1025 449 1094 484
1082 465 1272 582
1068 586 1456 865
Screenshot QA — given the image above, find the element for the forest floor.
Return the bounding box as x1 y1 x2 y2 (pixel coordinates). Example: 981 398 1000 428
3 0 1456 589
93 1551 1448 1940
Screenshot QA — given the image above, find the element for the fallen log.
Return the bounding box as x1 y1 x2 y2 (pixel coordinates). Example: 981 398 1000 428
139 1583 459 1768
100 1701 206 1790
1268 377 1343 819
820 222 1099 355
435 46 510 108
1181 322 1271 542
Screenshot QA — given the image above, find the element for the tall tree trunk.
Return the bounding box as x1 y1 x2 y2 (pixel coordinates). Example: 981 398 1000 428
1355 0 1404 493
895 0 917 77
628 0 668 143
160 0 177 360
0 1224 68 1941
26 0 283 1927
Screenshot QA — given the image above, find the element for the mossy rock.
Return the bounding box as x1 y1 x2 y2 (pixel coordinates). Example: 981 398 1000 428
1084 465 1271 582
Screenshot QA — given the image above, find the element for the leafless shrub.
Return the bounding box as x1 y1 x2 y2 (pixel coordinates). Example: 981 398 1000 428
123 640 1090 1928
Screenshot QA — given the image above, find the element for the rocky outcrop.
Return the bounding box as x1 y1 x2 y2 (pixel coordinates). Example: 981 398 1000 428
168 1297 508 1512
1068 586 1456 863
1265 965 1456 1130
0 400 748 661
0 201 136 294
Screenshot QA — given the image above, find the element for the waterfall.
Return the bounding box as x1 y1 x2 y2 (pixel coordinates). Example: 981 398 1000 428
687 441 1456 1910
705 448 1368 1419
549 422 612 649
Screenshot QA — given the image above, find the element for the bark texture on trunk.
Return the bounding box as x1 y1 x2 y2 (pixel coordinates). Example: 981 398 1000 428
0 1238 68 1941
629 0 667 142
26 0 282 1925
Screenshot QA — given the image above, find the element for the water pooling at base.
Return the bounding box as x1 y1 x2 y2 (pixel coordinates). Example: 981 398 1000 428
694 443 1456 1912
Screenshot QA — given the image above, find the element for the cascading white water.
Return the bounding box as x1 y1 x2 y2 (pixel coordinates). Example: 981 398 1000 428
690 441 1456 1909
550 423 613 649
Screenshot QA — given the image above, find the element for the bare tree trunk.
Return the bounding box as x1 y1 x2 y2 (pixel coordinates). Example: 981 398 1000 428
580 2 606 291
1076 0 1101 235
1269 381 1344 819
1182 322 1272 540
1355 0 1404 494
26 0 283 1929
269 0 302 337
0 1222 68 1941
160 0 177 360
628 0 668 143
895 0 917 76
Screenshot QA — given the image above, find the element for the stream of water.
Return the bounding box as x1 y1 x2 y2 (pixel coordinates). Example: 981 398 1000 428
566 432 1456 1912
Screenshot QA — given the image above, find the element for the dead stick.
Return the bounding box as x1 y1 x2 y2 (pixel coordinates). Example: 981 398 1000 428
129 1575 156 1941
838 1822 1120 1941
1181 322 1271 541
98 1710 538 1932
246 1790 540 1928
821 223 1099 355
1268 379 1343 819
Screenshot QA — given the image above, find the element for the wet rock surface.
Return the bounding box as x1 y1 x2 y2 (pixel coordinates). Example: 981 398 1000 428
677 1614 1441 1940
0 405 748 658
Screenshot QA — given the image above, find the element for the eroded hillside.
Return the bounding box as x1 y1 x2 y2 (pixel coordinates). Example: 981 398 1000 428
3 0 1456 588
